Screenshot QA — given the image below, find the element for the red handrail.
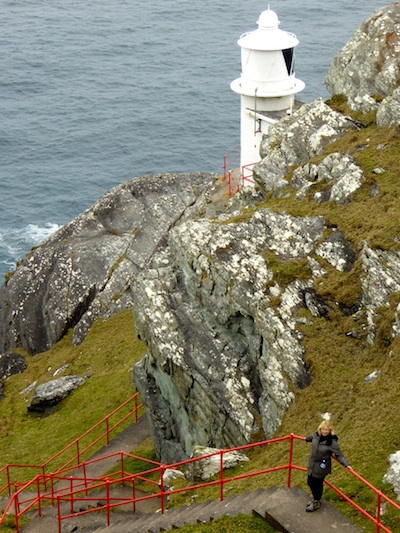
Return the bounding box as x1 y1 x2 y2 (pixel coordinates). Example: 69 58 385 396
223 147 256 195
223 145 240 197
242 162 256 186
47 433 399 533
0 393 142 502
3 427 400 532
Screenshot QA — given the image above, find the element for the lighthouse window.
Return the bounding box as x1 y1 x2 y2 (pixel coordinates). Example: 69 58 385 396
282 48 295 75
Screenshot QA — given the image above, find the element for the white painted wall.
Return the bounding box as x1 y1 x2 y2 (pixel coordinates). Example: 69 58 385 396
230 8 305 187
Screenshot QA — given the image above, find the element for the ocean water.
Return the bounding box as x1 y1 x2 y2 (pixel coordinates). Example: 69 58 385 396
0 0 390 279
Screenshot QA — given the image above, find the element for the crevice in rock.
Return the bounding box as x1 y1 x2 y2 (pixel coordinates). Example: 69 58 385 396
61 285 97 339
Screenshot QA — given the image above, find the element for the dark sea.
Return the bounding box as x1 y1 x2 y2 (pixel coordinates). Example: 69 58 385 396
0 0 390 279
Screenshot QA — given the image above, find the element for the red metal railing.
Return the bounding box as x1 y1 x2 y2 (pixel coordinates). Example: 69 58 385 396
223 145 241 196
0 392 142 523
223 147 256 195
242 162 256 186
4 433 398 533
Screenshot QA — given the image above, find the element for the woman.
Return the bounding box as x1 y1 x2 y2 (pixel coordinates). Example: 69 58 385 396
305 418 352 512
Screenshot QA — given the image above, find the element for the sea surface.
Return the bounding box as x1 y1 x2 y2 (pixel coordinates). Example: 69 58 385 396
0 0 390 279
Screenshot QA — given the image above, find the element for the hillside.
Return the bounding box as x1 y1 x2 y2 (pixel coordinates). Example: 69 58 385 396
1 4 400 532
0 108 399 533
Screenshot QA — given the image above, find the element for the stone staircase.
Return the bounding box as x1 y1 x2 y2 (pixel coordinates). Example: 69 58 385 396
21 486 364 533
11 416 365 533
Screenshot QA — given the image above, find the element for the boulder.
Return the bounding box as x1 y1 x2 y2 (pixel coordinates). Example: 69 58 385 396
383 450 400 498
326 4 400 112
27 375 86 412
187 446 249 482
316 230 357 273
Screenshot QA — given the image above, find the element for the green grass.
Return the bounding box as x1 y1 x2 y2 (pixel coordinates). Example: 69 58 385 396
0 309 147 471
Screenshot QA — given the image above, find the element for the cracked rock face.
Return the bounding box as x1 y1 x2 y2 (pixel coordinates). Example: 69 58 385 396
133 209 340 462
0 352 26 379
376 86 400 127
361 245 400 343
0 352 26 400
253 99 355 196
326 3 400 112
0 173 217 355
292 152 365 205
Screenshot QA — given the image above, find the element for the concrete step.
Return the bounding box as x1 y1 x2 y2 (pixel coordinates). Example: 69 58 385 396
21 486 365 533
253 486 364 533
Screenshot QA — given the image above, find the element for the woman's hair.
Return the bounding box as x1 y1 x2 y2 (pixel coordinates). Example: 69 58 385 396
318 419 335 435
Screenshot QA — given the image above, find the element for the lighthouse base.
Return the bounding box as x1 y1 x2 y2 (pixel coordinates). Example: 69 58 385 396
239 96 304 179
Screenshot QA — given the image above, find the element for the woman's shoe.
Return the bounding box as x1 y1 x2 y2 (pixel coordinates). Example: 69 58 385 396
306 499 321 512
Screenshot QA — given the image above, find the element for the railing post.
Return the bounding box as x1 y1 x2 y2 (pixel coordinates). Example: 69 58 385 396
69 476 74 515
376 491 382 533
159 466 166 515
223 155 227 181
6 465 11 496
41 465 47 491
83 462 88 496
14 489 20 533
134 394 138 423
106 478 111 526
57 495 62 533
132 476 136 513
37 476 42 518
106 417 110 446
50 474 55 506
287 434 294 489
76 440 80 466
219 450 224 501
121 453 125 488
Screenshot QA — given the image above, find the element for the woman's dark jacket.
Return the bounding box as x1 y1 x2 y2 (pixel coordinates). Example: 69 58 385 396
306 431 349 479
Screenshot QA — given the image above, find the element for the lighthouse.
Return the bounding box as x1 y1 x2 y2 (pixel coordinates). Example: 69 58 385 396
230 8 305 186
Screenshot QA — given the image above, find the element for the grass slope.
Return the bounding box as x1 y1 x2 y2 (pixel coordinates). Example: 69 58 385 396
0 310 147 469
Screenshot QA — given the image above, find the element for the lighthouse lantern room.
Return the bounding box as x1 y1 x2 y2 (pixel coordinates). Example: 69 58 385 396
230 8 305 184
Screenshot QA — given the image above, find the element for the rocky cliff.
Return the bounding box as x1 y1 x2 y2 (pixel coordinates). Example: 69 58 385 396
1 4 400 474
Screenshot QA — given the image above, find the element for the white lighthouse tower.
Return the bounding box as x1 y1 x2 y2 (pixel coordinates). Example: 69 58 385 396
230 8 305 186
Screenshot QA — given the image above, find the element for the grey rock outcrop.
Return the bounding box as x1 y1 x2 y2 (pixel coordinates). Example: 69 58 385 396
292 152 365 205
383 450 400 499
376 86 400 127
133 207 349 462
361 245 400 343
316 231 357 273
326 3 400 112
383 450 400 498
27 375 86 412
0 352 26 400
0 172 217 355
254 99 355 196
0 352 26 379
